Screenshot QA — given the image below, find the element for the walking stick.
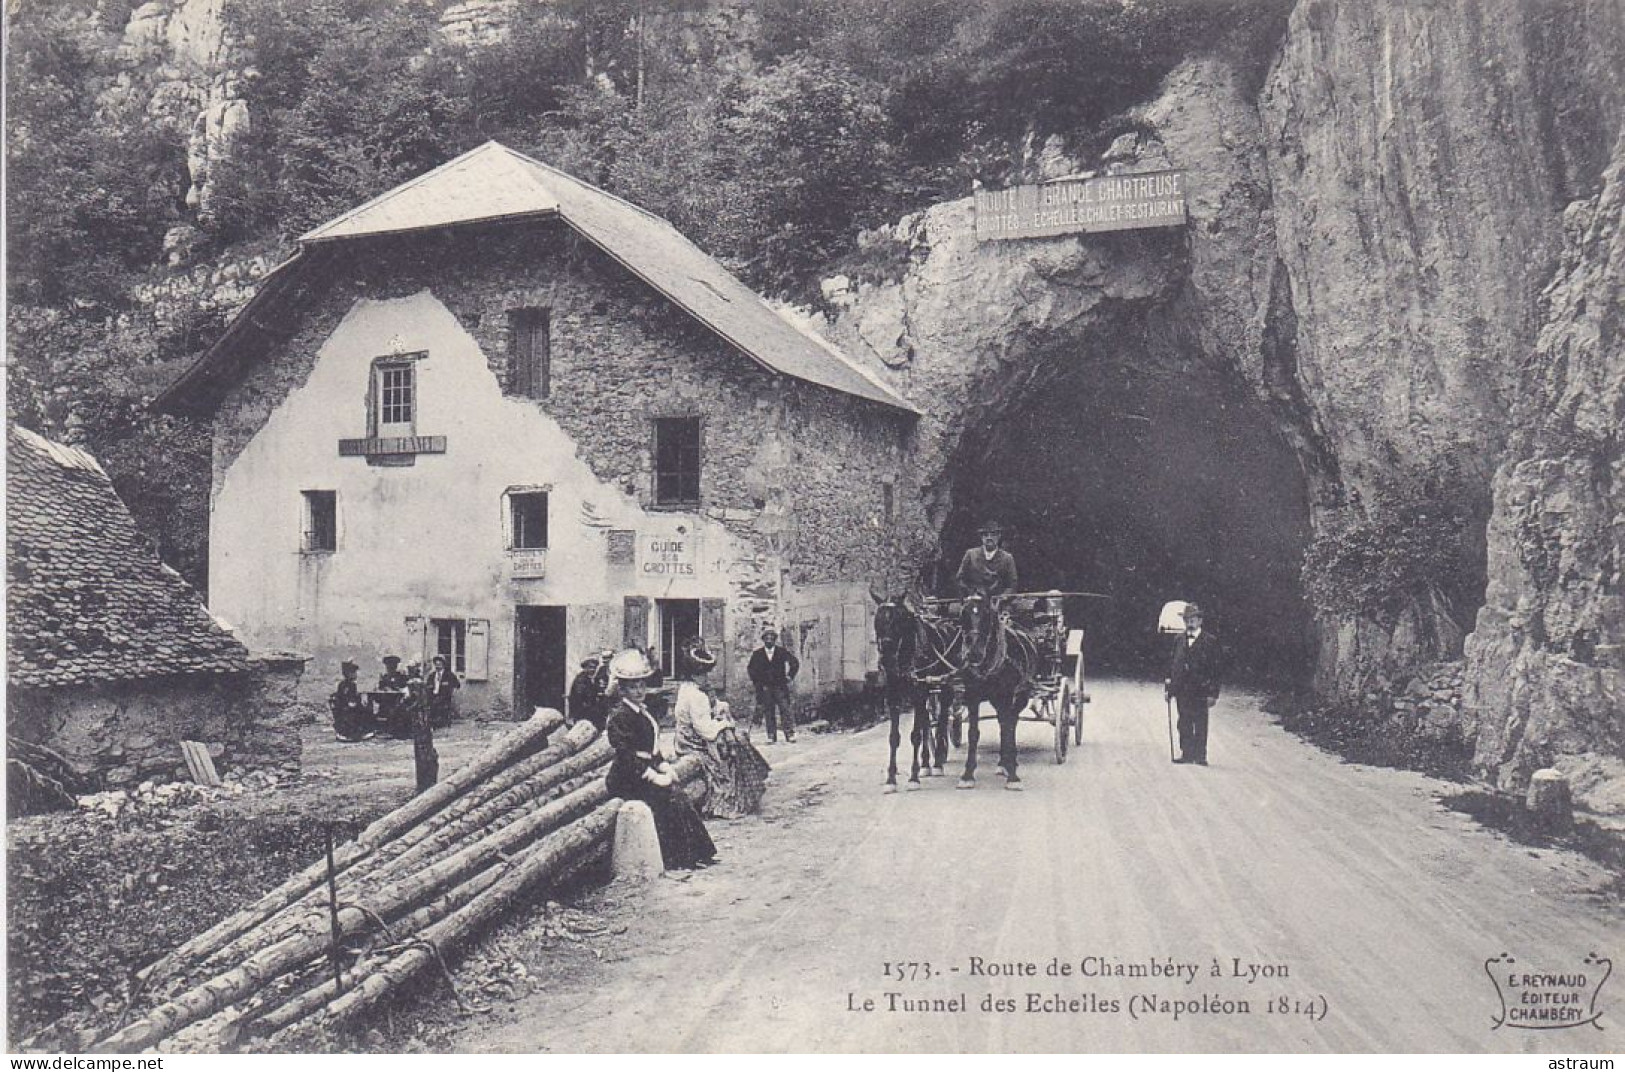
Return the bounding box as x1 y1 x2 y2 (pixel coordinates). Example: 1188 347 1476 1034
1165 695 1176 763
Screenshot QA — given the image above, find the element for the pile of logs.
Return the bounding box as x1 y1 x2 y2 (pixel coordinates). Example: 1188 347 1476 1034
94 711 701 1053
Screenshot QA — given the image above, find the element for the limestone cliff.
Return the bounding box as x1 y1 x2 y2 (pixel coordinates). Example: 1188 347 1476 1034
825 0 1624 805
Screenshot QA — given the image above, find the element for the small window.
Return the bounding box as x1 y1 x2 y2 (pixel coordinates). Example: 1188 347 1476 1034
372 358 417 438
509 309 551 399
432 618 466 675
653 417 701 506
302 490 336 552
509 491 549 550
881 480 895 523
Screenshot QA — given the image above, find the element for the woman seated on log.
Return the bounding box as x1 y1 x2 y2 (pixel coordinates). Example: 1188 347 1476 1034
604 648 718 870
673 637 770 819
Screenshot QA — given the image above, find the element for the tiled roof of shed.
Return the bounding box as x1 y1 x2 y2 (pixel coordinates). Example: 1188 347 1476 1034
157 142 915 415
7 427 252 688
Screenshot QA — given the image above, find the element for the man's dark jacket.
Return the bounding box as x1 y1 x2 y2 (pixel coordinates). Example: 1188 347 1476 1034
748 645 799 688
1168 631 1222 701
956 547 1018 597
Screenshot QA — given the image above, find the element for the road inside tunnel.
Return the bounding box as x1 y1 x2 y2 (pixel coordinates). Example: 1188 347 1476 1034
938 343 1314 684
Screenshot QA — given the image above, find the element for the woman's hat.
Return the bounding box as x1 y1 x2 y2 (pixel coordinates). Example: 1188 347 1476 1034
608 648 656 681
682 637 717 671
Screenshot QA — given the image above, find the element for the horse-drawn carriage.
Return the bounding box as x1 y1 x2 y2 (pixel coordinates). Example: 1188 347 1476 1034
872 588 1095 791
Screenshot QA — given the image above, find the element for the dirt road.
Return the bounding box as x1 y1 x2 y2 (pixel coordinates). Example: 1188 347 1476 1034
457 679 1620 1053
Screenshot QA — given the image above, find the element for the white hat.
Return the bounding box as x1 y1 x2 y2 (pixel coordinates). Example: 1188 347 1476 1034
608 648 656 681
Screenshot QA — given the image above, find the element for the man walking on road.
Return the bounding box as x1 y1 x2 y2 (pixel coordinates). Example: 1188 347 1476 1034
1166 603 1221 765
748 628 800 744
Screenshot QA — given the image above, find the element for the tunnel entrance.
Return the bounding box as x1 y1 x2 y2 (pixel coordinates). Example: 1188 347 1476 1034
936 329 1314 685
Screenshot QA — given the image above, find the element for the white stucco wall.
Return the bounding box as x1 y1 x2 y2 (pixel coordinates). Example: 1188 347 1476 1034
210 290 762 713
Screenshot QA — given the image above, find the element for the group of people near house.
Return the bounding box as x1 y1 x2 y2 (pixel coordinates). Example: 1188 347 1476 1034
330 654 462 742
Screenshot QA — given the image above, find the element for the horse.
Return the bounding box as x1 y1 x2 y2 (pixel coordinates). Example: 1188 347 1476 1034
955 593 1043 790
871 589 961 792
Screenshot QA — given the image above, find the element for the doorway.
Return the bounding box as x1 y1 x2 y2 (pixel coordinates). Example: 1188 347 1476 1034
655 598 701 678
514 605 567 717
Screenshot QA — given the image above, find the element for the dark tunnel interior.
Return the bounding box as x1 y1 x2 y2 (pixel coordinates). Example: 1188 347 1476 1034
934 335 1315 685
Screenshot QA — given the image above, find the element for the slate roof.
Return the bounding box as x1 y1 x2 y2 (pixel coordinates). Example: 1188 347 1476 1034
7 426 252 688
157 141 916 415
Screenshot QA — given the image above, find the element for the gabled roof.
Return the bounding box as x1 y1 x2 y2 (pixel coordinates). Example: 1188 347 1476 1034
158 142 915 415
7 427 252 688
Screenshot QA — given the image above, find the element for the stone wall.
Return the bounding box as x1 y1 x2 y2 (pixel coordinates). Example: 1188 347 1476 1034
6 653 308 788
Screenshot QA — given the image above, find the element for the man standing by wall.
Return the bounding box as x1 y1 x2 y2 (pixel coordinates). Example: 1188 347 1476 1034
1166 603 1221 765
748 628 800 744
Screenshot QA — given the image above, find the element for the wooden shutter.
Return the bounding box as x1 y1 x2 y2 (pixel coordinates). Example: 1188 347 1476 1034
623 596 651 649
701 598 727 691
466 619 490 681
405 616 428 667
841 603 868 683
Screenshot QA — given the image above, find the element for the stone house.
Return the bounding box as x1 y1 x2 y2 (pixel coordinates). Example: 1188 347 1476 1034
157 141 921 719
6 426 305 786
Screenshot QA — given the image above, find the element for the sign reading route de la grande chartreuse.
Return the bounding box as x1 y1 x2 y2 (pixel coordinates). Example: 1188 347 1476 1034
974 169 1188 241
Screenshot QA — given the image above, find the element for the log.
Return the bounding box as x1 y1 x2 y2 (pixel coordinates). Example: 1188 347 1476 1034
98 777 613 1052
303 806 620 1034
200 725 602 973
138 710 563 990
241 858 509 1041
369 737 611 879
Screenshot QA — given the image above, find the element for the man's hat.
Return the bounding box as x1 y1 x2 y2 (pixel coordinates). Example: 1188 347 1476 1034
341 659 359 672
977 520 1004 534
762 627 779 639
580 656 602 671
382 654 401 665
608 648 656 681
1183 603 1204 619
682 637 717 671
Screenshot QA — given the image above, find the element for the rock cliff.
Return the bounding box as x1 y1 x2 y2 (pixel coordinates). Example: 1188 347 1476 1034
826 0 1624 805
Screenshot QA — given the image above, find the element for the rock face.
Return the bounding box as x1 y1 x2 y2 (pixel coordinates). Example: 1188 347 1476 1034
1464 139 1625 811
826 0 1623 803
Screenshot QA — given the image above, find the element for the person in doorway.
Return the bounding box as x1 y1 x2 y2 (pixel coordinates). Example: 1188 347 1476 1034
674 637 770 818
569 654 608 730
747 628 800 743
603 648 718 870
955 520 1019 600
329 660 374 742
424 654 460 729
1166 602 1222 765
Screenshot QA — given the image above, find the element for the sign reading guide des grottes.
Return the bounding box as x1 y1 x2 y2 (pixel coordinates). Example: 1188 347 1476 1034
974 169 1188 241
641 532 696 577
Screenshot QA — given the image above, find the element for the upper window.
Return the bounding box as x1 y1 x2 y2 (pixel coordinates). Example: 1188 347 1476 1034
509 490 549 550
302 490 336 552
508 309 551 400
372 358 418 438
653 417 701 506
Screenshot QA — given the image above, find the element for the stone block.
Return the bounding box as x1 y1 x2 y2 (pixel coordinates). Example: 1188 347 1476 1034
611 800 663 880
1526 769 1573 832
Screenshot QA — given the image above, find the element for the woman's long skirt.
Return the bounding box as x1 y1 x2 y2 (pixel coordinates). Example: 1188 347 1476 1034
676 724 771 819
608 770 717 870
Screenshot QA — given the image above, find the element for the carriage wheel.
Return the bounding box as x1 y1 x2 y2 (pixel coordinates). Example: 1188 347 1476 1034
1051 690 1068 764
1071 674 1084 746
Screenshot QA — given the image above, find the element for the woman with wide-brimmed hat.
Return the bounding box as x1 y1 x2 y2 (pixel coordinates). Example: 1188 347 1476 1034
673 637 770 819
604 648 718 870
